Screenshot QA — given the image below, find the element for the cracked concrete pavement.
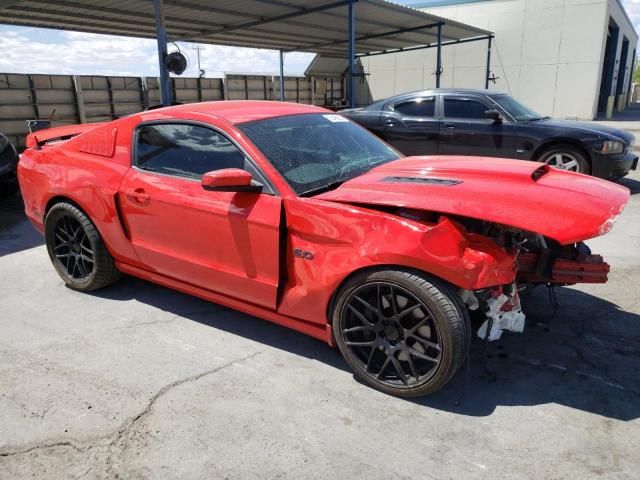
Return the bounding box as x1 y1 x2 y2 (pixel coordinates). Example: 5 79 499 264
0 171 639 479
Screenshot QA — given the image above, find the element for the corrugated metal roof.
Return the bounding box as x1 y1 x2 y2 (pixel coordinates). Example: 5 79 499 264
0 0 491 56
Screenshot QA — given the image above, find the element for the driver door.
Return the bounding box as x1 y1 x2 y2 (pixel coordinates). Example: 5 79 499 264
118 122 281 309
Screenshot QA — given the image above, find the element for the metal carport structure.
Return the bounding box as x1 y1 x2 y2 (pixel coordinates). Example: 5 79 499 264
0 0 493 108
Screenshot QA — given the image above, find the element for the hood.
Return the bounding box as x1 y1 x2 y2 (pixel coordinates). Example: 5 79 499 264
529 118 634 143
314 156 629 245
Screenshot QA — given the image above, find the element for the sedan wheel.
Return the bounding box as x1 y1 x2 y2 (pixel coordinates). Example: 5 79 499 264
543 152 581 172
333 270 468 397
537 145 590 175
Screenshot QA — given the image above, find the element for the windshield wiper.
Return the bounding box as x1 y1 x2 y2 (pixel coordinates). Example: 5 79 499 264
300 157 395 197
300 179 346 197
527 116 550 122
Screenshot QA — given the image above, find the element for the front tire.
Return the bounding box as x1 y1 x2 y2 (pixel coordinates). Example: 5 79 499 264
44 202 121 291
537 145 590 174
332 269 469 397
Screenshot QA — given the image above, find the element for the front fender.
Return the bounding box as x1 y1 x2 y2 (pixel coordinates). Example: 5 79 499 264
276 198 516 326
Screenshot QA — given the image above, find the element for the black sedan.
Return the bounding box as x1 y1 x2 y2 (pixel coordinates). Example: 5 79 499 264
0 132 19 196
340 89 638 179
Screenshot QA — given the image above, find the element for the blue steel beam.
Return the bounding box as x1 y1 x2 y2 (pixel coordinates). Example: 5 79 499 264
485 35 492 89
435 22 442 88
348 0 355 108
152 0 173 106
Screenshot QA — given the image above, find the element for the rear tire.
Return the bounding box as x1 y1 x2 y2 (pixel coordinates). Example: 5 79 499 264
537 144 591 175
44 202 121 291
332 269 469 397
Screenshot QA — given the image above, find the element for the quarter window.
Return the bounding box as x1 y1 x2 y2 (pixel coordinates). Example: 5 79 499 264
394 97 435 117
134 124 247 179
444 97 490 119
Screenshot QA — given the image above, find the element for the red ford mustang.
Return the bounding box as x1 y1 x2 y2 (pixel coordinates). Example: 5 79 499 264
18 101 629 397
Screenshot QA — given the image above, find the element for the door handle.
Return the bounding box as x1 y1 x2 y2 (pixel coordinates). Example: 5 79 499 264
125 188 150 203
443 123 456 130
383 118 396 127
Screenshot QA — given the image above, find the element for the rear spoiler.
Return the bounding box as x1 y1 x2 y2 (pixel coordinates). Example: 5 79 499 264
26 123 105 150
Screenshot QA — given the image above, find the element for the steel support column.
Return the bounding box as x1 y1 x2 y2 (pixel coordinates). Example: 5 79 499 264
348 0 355 108
485 35 492 89
153 0 172 106
279 49 285 101
435 22 443 88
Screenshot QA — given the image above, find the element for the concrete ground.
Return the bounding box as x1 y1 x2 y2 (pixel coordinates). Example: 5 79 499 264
594 103 640 139
1 172 639 479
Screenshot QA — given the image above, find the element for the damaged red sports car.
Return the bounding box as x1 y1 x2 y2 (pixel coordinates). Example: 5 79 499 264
18 101 629 397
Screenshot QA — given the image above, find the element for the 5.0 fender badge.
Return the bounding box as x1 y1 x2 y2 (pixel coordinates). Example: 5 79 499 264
293 248 314 260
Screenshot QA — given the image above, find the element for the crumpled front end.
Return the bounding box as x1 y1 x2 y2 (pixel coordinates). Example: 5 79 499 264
314 155 630 341
452 217 615 341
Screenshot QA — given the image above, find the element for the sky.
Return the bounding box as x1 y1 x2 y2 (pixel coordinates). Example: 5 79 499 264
0 0 638 78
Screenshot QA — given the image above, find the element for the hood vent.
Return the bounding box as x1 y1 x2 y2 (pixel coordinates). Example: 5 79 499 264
531 165 550 181
381 176 462 186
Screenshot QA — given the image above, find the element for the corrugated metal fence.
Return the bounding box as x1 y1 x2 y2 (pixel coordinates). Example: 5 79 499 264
0 72 344 149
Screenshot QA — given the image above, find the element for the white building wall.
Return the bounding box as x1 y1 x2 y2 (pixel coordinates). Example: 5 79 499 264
361 0 637 120
604 0 638 114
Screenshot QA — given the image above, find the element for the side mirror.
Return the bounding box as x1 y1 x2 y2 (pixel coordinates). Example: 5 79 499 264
201 169 263 193
485 109 503 123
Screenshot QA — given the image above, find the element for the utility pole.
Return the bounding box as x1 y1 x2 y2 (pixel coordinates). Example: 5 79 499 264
192 45 204 77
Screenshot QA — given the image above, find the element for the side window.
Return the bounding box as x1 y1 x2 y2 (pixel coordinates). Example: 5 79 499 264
444 97 489 119
394 97 435 117
134 124 247 179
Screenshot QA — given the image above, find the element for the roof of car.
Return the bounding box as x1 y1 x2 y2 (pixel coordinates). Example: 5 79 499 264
360 88 507 110
142 101 329 125
399 88 506 96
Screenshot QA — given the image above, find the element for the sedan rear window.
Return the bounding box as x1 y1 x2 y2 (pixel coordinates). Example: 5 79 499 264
238 113 401 196
394 97 435 117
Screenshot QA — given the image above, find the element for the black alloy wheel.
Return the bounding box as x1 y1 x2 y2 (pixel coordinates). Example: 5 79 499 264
342 282 442 386
52 214 95 280
333 270 468 397
45 202 121 291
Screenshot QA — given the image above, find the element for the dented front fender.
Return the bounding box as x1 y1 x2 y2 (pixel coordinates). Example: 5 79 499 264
276 199 517 326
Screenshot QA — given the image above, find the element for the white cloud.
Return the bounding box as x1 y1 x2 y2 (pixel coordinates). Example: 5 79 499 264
622 0 640 32
0 29 158 76
0 26 314 78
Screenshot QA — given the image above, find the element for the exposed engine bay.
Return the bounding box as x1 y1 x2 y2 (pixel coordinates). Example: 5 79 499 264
460 216 610 341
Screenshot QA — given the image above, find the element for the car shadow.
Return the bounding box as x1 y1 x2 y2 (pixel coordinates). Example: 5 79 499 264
616 176 640 195
415 286 640 421
90 277 640 422
0 191 44 257
89 276 349 372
